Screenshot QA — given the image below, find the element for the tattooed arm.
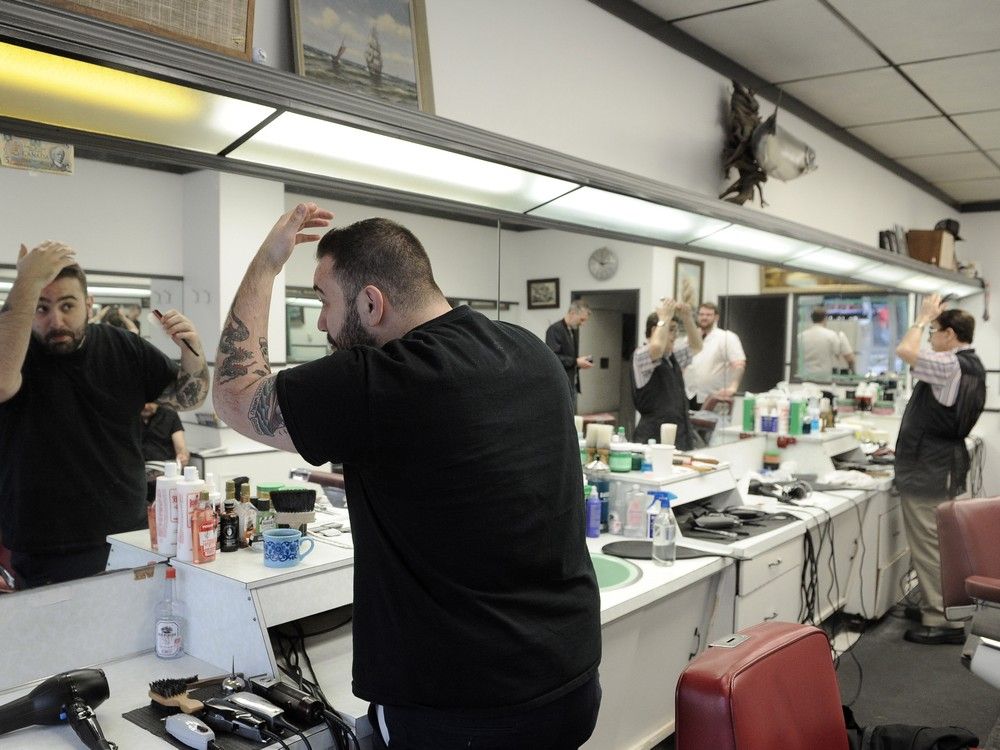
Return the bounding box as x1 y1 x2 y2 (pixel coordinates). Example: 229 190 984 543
154 309 209 411
213 203 332 451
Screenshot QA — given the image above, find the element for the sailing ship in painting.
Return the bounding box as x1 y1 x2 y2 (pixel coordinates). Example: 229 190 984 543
298 1 419 109
365 26 382 82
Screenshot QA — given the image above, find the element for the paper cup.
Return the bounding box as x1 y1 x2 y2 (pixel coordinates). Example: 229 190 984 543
650 444 674 475
660 423 678 446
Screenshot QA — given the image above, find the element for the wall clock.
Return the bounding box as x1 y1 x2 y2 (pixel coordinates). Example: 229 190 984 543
588 246 619 281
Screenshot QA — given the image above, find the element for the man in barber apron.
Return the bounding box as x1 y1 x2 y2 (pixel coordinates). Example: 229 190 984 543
632 298 703 449
894 294 985 645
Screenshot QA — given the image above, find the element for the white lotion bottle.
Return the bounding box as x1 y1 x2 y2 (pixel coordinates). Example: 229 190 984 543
155 462 181 556
174 466 205 562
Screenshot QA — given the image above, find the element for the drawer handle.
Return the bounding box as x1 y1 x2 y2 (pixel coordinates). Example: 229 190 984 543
764 611 778 621
768 558 783 568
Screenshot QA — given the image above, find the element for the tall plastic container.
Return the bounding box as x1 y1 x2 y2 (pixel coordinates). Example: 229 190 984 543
651 492 678 566
585 487 601 538
154 567 185 659
174 466 205 562
608 426 631 472
624 485 647 539
154 462 181 556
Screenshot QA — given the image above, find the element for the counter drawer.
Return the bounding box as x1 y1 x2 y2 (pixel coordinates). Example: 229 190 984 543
738 537 804 596
875 548 912 618
735 565 803 629
878 503 907 568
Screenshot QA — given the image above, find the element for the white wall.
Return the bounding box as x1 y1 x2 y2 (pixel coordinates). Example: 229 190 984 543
0 159 184 276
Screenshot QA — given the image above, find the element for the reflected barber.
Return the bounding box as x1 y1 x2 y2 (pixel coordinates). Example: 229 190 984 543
0 241 208 589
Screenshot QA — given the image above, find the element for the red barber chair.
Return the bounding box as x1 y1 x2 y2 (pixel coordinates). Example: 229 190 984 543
675 621 849 750
937 497 1000 690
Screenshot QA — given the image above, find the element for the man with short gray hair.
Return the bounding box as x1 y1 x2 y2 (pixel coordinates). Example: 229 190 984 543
545 300 593 412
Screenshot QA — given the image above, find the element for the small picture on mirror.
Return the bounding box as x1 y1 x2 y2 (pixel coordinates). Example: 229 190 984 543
292 0 434 112
527 278 560 310
674 257 703 309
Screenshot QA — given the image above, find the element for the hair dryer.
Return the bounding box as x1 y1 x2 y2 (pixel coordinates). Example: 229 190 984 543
0 668 117 749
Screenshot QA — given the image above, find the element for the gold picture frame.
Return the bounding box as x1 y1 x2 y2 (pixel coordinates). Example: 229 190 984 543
292 0 435 112
527 278 560 310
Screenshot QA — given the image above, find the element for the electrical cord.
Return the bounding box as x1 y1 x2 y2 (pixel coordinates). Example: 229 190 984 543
261 727 291 750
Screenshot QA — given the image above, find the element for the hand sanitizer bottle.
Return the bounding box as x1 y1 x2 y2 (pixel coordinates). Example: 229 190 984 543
585 486 601 538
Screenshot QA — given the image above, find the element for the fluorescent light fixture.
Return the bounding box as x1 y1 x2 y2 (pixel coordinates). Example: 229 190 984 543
0 42 275 153
691 225 820 262
786 247 877 275
88 286 150 297
529 187 728 243
286 296 322 308
229 112 579 213
0 281 10 292
938 279 983 299
853 263 916 285
897 275 943 293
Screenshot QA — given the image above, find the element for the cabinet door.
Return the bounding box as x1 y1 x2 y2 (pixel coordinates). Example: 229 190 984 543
878 502 908 568
735 565 804 629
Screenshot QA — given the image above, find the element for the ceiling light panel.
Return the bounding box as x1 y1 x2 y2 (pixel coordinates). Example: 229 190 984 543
898 274 945 293
854 263 918 285
690 225 819 262
0 42 275 153
229 113 578 213
786 247 876 275
528 187 728 243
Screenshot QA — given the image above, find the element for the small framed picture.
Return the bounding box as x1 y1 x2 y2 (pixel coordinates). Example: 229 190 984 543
527 278 560 310
674 257 704 309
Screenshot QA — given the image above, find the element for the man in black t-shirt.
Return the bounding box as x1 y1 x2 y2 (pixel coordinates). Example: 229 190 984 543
140 402 189 468
214 204 602 749
0 241 209 588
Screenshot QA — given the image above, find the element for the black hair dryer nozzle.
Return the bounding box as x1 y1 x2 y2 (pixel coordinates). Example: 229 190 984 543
0 668 117 749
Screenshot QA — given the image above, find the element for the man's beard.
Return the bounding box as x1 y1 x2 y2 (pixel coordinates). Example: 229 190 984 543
328 305 377 350
37 325 86 354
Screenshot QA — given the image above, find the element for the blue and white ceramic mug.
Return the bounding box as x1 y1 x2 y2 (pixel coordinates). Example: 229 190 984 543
263 528 315 568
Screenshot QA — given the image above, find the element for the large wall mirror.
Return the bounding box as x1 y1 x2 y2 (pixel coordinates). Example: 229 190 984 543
1 145 914 591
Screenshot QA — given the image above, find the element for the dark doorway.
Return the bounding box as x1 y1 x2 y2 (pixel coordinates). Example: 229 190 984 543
719 294 787 394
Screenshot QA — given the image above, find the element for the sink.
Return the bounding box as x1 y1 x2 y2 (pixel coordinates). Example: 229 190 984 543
590 552 642 591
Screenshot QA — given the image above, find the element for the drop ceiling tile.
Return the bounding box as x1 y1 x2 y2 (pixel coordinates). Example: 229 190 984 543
847 117 975 157
828 0 1000 64
781 68 938 127
903 51 1000 113
675 0 884 81
934 177 1000 203
632 0 747 22
953 110 1000 150
897 151 1000 182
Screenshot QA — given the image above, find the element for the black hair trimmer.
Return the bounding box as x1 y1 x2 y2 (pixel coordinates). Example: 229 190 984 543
0 668 117 749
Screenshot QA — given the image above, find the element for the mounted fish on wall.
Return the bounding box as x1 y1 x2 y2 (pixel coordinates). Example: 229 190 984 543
720 80 817 206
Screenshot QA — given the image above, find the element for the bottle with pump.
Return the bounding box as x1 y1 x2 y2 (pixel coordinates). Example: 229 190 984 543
174 466 205 562
155 566 185 659
154 462 181 556
585 486 601 538
651 492 678 566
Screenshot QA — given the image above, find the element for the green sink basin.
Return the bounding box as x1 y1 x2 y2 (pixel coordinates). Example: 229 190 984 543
590 552 642 591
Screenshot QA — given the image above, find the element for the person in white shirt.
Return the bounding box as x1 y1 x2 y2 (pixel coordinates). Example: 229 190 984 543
798 307 855 378
683 302 746 410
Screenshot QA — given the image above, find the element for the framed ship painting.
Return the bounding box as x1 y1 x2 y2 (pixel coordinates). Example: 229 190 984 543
292 0 435 112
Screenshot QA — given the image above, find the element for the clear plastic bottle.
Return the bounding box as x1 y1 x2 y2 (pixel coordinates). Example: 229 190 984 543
154 567 185 659
609 426 631 472
651 492 678 566
624 485 646 539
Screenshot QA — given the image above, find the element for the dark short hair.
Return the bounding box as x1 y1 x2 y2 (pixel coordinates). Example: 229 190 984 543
810 306 827 324
936 308 975 344
103 307 131 330
645 311 679 339
54 264 88 296
698 301 718 314
316 218 441 311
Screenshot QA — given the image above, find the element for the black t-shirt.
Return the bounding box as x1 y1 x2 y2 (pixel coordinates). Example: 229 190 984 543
277 305 601 712
141 406 184 462
0 324 178 553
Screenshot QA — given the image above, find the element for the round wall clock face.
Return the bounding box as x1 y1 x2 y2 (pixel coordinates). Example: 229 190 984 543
588 246 619 280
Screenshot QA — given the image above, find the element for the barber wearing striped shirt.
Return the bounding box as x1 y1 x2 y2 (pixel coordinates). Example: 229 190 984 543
894 294 985 645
